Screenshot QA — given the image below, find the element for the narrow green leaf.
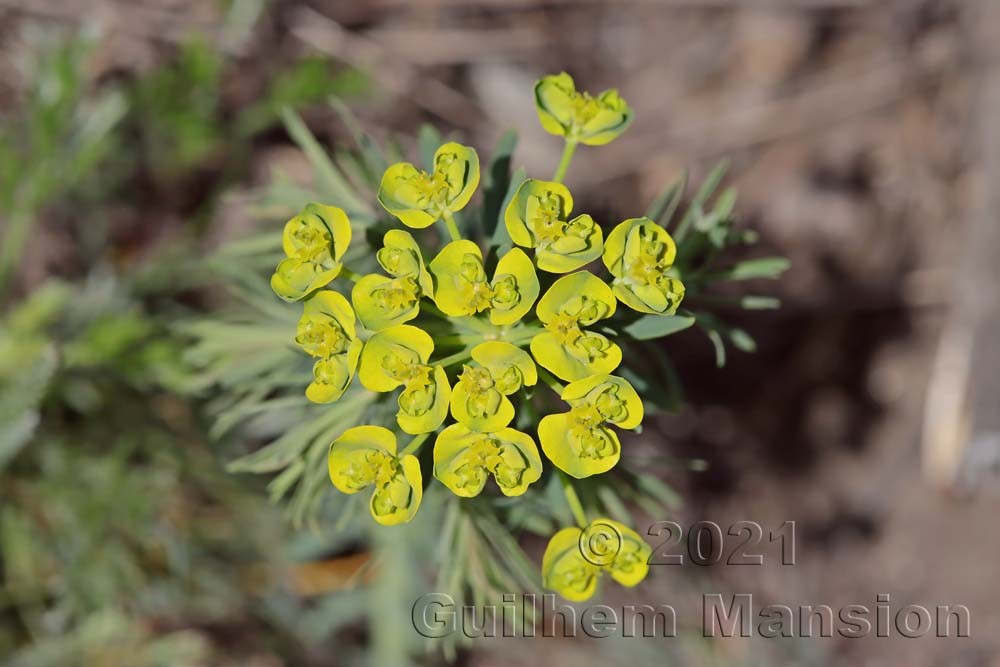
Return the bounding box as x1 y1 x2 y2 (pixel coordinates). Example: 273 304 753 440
674 159 729 242
281 108 371 215
622 314 695 340
418 124 444 170
729 328 757 353
481 130 518 240
490 167 525 250
644 170 687 226
329 96 387 178
713 257 791 281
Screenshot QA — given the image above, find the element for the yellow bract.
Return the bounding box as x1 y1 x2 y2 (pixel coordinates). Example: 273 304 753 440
378 142 480 228
449 342 537 432
538 374 642 478
328 425 423 526
353 230 434 332
504 179 603 273
542 518 651 601
433 424 542 498
271 203 352 302
530 272 621 382
428 241 539 325
604 217 685 315
357 325 450 434
294 291 363 403
534 73 633 146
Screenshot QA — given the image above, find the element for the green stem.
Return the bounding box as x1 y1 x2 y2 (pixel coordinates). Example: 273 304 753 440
560 471 588 527
441 210 462 242
552 140 578 183
400 431 431 456
538 367 566 395
435 346 477 368
341 266 363 283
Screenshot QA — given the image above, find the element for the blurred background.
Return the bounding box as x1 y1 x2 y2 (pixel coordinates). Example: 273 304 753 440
1 0 998 665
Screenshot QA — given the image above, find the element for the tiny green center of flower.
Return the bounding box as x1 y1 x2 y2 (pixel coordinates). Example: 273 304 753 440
594 386 627 422
490 274 519 309
371 277 420 314
378 246 420 277
381 353 432 387
291 217 332 261
296 315 350 358
546 313 583 345
530 194 567 244
410 169 452 210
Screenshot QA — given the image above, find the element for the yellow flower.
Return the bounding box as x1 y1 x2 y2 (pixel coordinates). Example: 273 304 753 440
603 217 685 314
352 230 434 332
294 291 363 403
377 230 433 293
271 203 352 302
538 374 642 478
378 142 480 229
542 518 651 601
450 342 537 432
504 179 603 273
357 325 450 434
535 73 633 146
428 241 539 324
433 423 542 497
530 272 621 382
328 425 422 526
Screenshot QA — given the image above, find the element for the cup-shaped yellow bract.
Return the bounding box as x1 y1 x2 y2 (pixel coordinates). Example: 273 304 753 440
353 230 434 332
530 272 621 382
377 230 433 293
358 325 450 434
433 424 542 498
352 275 422 331
604 217 685 315
378 142 480 229
271 203 352 302
428 241 539 325
473 342 537 394
538 374 643 478
542 518 651 601
535 73 633 146
504 179 603 274
328 425 423 526
450 342 537 432
294 291 363 403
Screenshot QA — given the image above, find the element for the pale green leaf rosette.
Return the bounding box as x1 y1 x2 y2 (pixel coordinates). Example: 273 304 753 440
271 203 352 302
542 518 651 601
428 241 539 323
433 423 542 498
378 142 480 228
534 72 633 146
294 291 363 403
538 374 643 478
603 217 685 315
328 425 423 526
530 272 621 382
357 325 450 434
504 179 603 273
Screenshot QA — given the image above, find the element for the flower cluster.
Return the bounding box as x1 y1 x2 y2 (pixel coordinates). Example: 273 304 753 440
270 73 682 601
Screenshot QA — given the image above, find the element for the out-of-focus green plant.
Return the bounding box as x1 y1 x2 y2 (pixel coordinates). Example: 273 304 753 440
0 28 127 298
181 70 788 659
